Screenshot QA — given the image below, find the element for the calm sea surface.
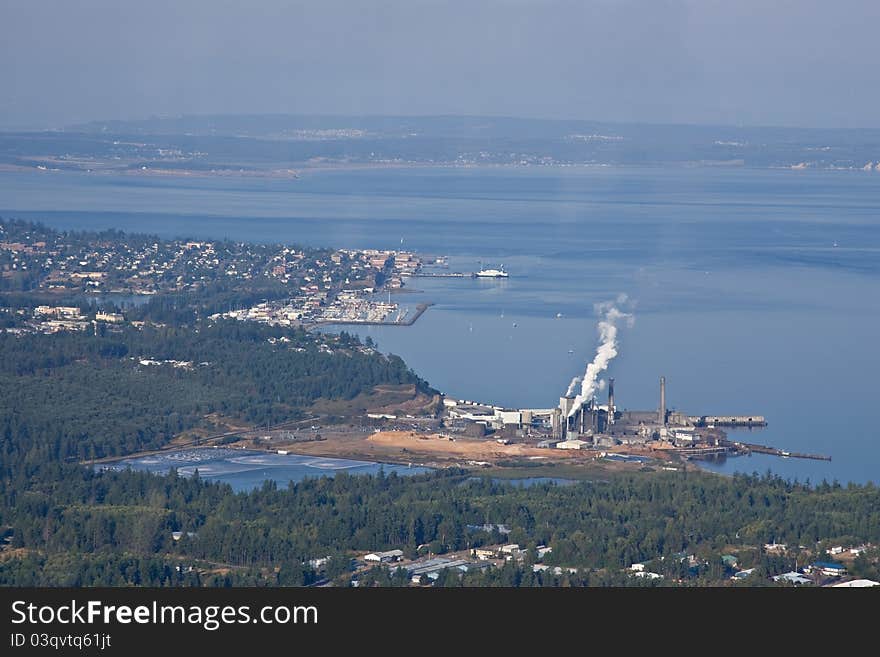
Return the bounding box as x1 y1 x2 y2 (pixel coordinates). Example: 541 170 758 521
3 165 879 484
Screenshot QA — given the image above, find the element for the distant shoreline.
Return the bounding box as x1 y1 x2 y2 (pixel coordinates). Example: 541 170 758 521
4 159 875 183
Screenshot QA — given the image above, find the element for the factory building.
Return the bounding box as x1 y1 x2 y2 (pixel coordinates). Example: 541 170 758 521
549 374 727 448
442 373 764 454
551 395 615 443
551 376 625 443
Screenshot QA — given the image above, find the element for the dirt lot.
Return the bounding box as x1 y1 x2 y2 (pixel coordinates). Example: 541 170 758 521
277 430 584 466
271 429 689 478
368 431 581 460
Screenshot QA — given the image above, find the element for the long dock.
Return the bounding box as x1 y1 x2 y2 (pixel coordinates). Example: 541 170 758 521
399 302 432 325
407 272 474 278
689 415 767 427
733 441 831 461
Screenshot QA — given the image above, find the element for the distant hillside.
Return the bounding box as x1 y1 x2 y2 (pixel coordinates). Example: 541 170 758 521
2 114 879 173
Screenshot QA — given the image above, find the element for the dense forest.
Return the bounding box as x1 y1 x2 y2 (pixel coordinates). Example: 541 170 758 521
2 462 879 586
0 320 427 461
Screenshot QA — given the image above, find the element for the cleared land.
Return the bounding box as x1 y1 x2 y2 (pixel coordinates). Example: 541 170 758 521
271 429 573 465
367 431 576 460
273 429 679 476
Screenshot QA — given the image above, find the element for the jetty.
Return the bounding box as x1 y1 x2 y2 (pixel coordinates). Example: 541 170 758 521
734 441 831 461
408 272 474 278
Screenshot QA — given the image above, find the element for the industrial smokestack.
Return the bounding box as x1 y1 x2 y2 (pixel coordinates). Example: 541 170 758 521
659 376 666 426
560 396 574 418
608 378 615 425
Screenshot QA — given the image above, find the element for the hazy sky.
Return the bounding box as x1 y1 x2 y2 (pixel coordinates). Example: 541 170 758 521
2 0 878 130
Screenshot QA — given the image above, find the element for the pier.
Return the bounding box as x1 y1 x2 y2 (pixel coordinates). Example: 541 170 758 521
407 271 474 278
689 415 767 427
671 441 831 462
399 302 433 325
733 441 831 461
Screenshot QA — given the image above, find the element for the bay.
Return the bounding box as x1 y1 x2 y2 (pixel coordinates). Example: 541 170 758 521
3 165 878 483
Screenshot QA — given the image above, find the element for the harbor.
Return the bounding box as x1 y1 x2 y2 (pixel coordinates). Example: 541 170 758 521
316 302 434 326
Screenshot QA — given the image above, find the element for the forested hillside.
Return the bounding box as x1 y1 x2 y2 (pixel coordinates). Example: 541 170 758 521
2 464 879 586
0 320 428 460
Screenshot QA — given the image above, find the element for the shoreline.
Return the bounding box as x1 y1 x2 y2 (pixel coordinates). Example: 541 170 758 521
90 442 668 483
91 429 705 481
3 160 872 184
86 428 839 486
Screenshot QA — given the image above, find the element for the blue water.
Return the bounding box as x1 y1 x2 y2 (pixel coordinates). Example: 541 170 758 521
98 448 430 493
3 165 879 484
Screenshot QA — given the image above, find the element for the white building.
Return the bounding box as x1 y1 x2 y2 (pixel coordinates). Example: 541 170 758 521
634 571 662 580
831 579 879 588
364 549 404 563
497 410 522 426
772 572 812 585
806 562 847 577
556 439 589 450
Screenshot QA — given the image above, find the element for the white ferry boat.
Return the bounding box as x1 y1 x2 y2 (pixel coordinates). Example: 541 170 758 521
474 265 509 278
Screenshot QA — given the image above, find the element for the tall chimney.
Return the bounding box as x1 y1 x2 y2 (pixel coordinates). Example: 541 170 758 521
659 376 666 426
607 378 615 425
559 396 574 418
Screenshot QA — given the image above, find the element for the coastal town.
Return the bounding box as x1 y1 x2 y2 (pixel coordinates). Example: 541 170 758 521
0 219 433 331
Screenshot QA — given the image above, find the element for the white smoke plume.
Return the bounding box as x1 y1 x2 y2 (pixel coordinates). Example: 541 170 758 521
564 376 582 397
567 296 634 416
